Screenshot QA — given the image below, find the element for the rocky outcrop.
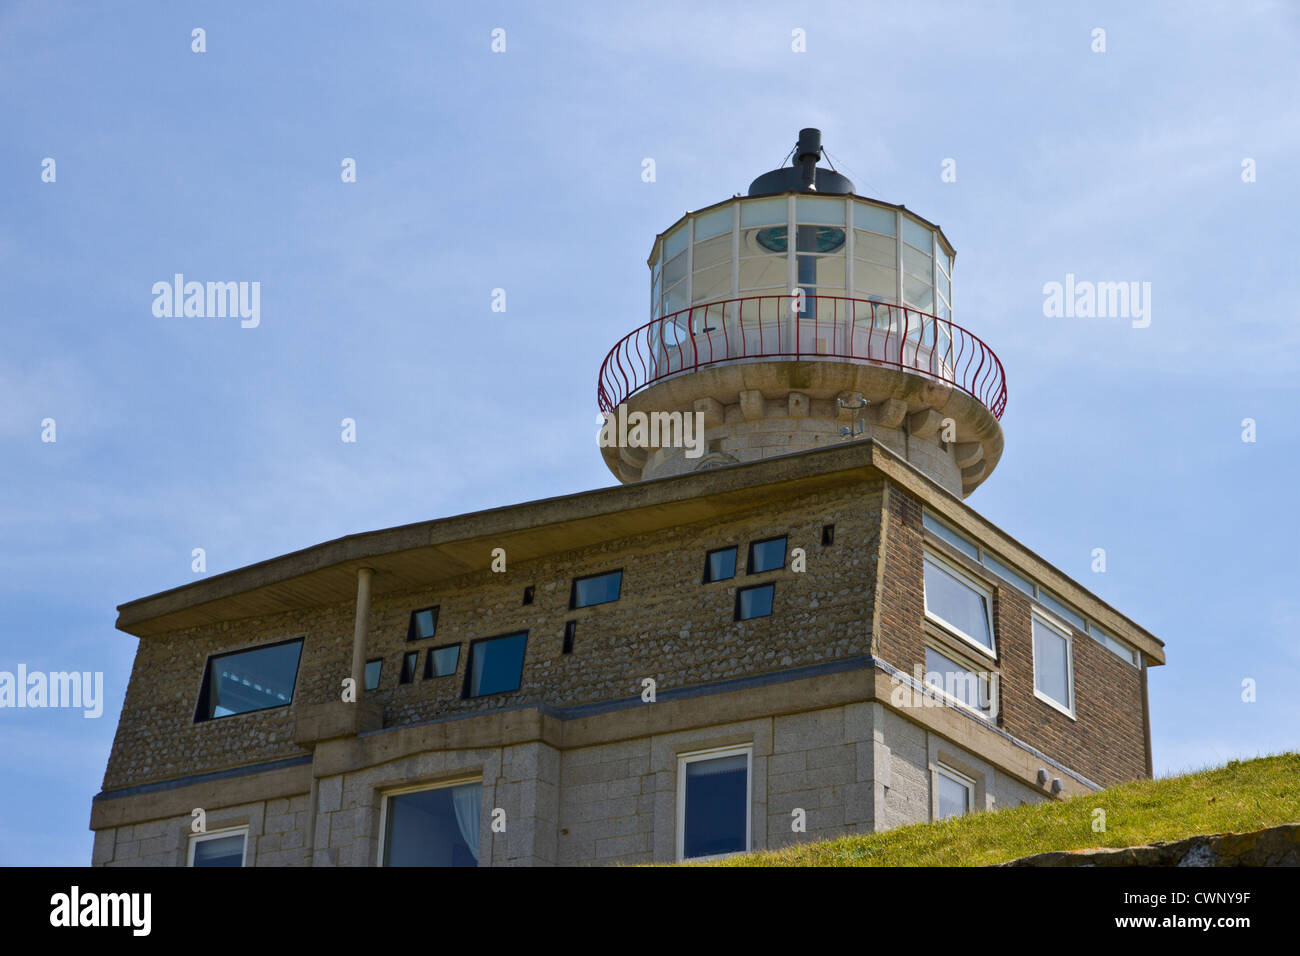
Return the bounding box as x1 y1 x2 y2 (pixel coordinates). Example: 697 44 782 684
1002 824 1300 866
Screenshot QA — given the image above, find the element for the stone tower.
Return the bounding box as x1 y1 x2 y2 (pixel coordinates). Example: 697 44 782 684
597 128 1005 498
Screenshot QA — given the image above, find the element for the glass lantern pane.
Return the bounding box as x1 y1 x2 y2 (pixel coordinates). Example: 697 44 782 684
853 202 896 235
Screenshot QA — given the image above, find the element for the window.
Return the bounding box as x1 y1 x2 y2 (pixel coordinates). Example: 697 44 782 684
1036 590 1087 632
423 644 460 679
922 512 979 561
195 638 303 722
381 780 481 867
562 621 576 654
407 606 439 642
982 551 1034 597
735 583 775 621
400 651 419 684
821 524 835 546
1089 622 1138 667
570 570 622 609
923 553 995 655
935 765 974 820
747 535 787 574
677 747 751 861
188 828 247 867
1032 614 1074 716
522 586 535 606
924 646 994 719
364 658 383 691
464 632 527 698
703 546 737 583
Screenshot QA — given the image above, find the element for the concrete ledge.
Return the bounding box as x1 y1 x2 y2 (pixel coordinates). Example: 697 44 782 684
292 699 384 748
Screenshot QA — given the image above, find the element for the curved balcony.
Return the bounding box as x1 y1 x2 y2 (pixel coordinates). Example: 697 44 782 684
597 294 1007 420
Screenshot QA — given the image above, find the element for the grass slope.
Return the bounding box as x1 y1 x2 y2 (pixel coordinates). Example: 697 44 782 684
709 753 1300 866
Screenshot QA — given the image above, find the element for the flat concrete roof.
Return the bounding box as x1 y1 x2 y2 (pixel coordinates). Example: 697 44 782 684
114 440 1165 665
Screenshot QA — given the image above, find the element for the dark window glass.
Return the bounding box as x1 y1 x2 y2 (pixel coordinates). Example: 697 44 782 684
703 546 737 583
195 638 303 722
682 753 748 859
400 651 419 684
191 833 245 867
735 584 775 621
383 782 481 867
570 570 622 609
423 644 460 679
465 632 528 697
364 658 383 691
822 524 835 546
522 586 535 605
563 621 576 654
408 607 439 642
747 536 787 574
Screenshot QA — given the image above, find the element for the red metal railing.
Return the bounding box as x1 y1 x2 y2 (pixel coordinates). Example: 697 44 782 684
597 294 1007 419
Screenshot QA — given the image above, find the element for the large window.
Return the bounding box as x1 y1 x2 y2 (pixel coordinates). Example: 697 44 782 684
570 570 622 609
364 658 383 691
924 646 994 719
747 535 787 574
464 632 527 698
195 638 303 722
923 553 995 655
677 747 751 861
1032 614 1075 717
381 780 481 867
935 764 974 820
188 827 247 867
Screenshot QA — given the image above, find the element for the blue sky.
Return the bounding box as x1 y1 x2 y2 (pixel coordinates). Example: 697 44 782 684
2 1 1297 865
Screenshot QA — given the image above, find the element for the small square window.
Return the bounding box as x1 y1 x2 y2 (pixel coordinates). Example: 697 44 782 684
188 828 248 867
464 632 528 698
703 546 737 583
570 570 622 609
735 583 775 621
935 764 974 820
747 536 787 574
364 658 383 691
563 621 576 654
408 606 439 642
400 651 419 684
821 524 835 546
423 644 460 679
522 586 535 606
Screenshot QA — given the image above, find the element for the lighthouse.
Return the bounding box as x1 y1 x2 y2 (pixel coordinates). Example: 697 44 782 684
598 128 1005 498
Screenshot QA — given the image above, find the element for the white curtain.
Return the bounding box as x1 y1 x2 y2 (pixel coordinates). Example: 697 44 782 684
451 784 480 860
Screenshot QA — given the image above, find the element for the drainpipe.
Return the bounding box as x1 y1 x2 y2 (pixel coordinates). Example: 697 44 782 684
1140 654 1153 778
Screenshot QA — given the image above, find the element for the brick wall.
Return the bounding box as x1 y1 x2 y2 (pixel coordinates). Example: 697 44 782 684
874 482 1148 787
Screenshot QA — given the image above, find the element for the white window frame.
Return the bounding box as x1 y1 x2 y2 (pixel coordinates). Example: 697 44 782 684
934 763 975 820
676 744 753 863
923 549 997 659
1031 611 1076 719
924 643 997 721
187 825 249 867
377 775 483 867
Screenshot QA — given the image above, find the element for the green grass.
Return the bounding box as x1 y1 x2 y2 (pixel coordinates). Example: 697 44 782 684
704 753 1300 866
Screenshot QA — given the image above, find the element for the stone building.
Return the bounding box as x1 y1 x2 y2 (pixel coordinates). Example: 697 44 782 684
91 130 1165 867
